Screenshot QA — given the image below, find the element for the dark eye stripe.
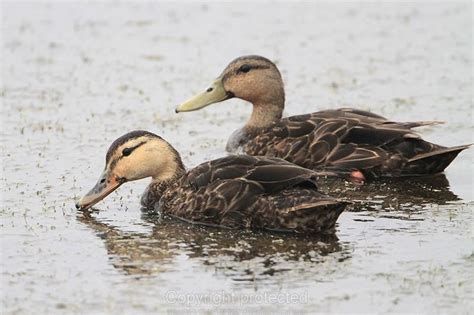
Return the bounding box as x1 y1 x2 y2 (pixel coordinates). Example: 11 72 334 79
222 64 272 83
237 64 270 75
238 64 251 73
109 141 147 170
122 141 146 157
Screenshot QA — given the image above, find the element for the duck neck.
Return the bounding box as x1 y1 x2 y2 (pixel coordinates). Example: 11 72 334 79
151 159 185 186
151 149 186 192
141 158 186 210
246 99 284 130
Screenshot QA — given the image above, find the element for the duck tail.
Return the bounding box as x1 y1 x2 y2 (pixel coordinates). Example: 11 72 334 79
293 199 349 233
405 144 471 175
403 120 445 129
262 188 349 234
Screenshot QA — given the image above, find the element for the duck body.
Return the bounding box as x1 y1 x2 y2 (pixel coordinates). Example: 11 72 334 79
141 154 347 233
176 55 470 180
227 108 470 179
76 131 347 234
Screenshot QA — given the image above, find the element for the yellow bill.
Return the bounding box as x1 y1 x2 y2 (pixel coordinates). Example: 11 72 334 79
176 78 231 113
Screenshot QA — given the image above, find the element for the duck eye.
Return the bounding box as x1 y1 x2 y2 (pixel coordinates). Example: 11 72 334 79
122 147 132 156
238 64 251 73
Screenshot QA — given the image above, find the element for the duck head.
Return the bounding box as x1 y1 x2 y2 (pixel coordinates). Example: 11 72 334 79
76 130 184 211
176 55 285 128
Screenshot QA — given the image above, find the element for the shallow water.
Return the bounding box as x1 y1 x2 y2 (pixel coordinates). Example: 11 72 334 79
1 2 473 314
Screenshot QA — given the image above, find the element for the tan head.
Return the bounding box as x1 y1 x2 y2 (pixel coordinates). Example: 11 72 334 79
176 55 285 128
75 131 184 211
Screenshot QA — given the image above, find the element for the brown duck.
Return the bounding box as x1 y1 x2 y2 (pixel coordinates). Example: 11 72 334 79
176 55 470 181
76 131 347 234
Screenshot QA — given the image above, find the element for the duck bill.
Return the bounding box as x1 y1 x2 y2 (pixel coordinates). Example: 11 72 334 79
76 170 123 211
176 78 231 112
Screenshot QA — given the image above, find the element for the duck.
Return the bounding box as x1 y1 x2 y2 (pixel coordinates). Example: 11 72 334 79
75 130 348 234
176 55 470 181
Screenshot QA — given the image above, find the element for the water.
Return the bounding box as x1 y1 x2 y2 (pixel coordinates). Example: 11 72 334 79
1 2 473 314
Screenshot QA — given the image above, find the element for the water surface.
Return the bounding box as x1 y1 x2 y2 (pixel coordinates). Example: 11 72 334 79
1 2 473 314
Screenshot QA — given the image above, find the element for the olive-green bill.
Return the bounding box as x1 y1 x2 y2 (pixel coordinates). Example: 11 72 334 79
176 78 231 113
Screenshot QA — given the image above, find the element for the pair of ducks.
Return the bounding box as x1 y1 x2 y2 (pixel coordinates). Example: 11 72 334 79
76 55 470 234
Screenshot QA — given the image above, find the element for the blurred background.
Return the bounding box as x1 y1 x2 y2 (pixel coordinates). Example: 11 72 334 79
1 1 473 314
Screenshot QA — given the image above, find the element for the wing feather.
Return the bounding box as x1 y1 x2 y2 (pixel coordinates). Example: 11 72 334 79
240 108 453 176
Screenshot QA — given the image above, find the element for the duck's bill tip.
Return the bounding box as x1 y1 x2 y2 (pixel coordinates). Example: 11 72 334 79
75 195 101 212
75 172 123 211
75 199 94 211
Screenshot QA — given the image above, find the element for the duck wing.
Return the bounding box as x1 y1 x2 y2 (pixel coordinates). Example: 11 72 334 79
161 155 347 233
336 108 445 129
243 110 468 177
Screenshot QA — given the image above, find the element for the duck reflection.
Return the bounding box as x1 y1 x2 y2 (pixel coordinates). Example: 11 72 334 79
320 173 460 212
76 174 458 277
77 211 349 278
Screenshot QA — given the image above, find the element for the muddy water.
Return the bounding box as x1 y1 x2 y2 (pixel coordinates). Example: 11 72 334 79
1 2 473 314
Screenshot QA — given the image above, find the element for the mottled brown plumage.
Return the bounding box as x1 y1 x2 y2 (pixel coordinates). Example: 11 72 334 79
235 109 470 178
176 55 470 179
77 131 348 234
